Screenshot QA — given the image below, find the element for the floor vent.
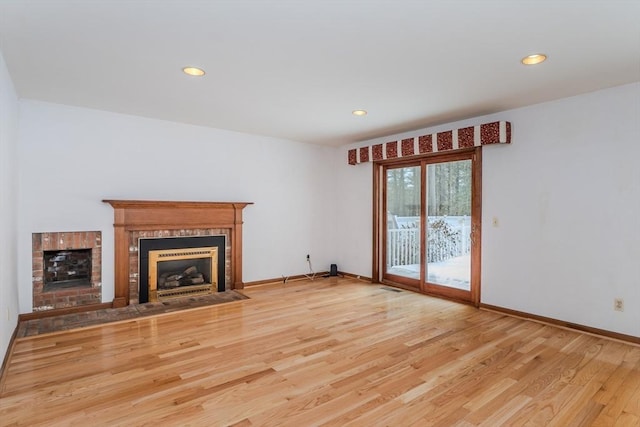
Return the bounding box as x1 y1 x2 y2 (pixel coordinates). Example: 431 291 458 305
381 286 402 293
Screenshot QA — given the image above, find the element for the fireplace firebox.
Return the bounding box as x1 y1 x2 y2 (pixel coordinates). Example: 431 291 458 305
148 246 218 302
139 236 226 303
43 248 92 291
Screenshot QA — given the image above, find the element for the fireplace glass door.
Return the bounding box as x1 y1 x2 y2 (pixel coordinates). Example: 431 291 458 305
148 247 218 302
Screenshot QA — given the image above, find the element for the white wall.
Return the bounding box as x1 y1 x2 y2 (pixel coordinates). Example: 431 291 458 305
335 83 640 337
17 101 337 313
0 51 20 361
334 159 372 277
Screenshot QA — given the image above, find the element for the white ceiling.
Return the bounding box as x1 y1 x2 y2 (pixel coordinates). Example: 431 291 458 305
1 0 638 146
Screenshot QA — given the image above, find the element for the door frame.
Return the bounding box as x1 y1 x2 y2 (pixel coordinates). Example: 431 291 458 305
372 147 482 306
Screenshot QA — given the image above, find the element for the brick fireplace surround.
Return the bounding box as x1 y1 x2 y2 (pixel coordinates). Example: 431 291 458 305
32 231 102 311
103 200 252 307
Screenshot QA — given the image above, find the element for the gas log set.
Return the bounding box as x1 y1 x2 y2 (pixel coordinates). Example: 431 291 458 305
158 266 206 289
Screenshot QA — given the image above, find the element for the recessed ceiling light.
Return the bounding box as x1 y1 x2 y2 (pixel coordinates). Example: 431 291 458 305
521 54 547 65
182 66 206 76
352 110 368 116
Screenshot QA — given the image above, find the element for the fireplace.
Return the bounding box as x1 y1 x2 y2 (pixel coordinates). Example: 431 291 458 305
32 231 102 311
138 235 226 303
104 200 252 307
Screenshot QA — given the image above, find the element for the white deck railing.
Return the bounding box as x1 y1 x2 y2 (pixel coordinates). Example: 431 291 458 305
387 217 471 267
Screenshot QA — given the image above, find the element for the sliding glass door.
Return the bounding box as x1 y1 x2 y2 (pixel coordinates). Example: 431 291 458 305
385 165 421 287
378 149 481 304
425 160 472 292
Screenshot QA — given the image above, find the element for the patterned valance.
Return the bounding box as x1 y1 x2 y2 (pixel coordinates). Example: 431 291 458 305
348 120 511 165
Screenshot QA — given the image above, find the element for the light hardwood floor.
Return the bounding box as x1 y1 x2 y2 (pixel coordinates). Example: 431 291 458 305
1 278 639 426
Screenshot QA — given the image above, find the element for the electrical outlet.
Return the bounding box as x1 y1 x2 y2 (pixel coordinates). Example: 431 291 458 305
614 298 624 312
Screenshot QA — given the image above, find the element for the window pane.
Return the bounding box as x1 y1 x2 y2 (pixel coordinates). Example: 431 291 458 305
426 160 471 290
386 166 421 280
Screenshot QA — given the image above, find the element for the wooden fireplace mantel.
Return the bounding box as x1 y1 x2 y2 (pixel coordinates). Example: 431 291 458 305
103 200 253 307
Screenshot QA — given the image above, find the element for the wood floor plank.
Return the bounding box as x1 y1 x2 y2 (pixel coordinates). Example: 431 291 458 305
1 278 638 426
